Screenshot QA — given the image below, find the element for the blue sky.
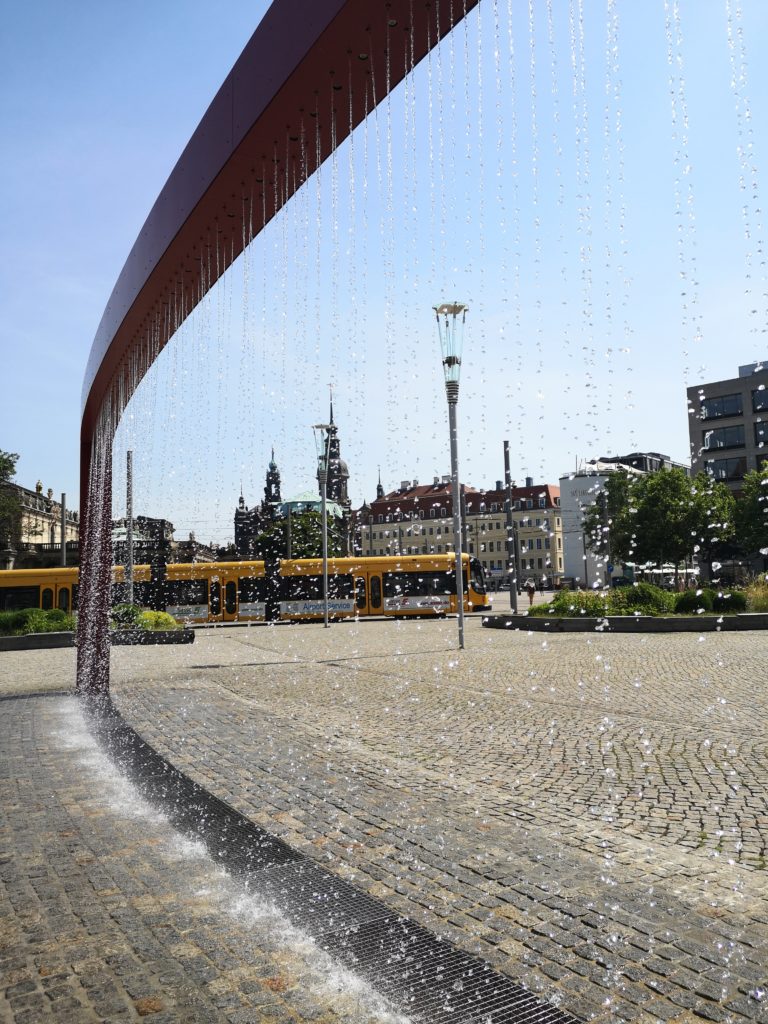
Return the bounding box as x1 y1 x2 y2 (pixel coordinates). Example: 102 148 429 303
2 1 768 544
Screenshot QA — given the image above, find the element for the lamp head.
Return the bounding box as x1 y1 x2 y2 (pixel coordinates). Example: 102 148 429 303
433 302 468 384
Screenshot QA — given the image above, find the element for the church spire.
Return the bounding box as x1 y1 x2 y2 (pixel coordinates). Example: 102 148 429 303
376 466 384 500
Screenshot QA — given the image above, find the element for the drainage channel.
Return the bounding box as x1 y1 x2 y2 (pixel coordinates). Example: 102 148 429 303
84 697 581 1024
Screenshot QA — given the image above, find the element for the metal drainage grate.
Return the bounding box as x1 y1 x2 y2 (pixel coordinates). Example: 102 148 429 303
86 697 581 1024
256 860 392 937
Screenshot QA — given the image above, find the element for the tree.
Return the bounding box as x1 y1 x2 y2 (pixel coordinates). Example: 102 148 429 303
582 468 636 567
253 510 344 560
628 467 735 585
0 450 22 548
689 472 736 577
734 466 768 558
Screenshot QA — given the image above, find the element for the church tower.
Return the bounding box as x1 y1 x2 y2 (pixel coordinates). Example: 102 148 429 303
320 394 350 510
264 448 282 506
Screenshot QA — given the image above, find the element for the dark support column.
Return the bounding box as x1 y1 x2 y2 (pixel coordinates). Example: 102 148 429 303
76 436 113 696
264 542 281 624
149 520 169 612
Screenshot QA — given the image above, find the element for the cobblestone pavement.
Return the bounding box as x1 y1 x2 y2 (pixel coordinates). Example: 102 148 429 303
2 619 768 1023
0 694 412 1024
107 619 768 1024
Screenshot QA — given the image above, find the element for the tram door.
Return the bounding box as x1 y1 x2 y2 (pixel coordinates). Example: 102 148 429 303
369 574 382 615
355 577 367 615
223 579 238 622
209 577 238 622
209 578 222 621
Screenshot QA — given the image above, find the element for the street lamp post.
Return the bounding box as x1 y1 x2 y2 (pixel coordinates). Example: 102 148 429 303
434 302 468 650
313 424 332 628
503 440 519 612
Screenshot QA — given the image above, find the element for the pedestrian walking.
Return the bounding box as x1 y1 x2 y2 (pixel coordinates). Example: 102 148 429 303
525 578 536 607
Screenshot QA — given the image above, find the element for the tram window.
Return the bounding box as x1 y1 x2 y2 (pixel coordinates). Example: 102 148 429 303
42 588 54 610
225 581 237 614
370 575 382 609
355 577 367 610
239 577 266 602
383 571 454 598
58 588 70 612
131 582 152 606
165 579 207 604
280 574 354 601
0 586 40 611
470 559 486 594
209 581 221 615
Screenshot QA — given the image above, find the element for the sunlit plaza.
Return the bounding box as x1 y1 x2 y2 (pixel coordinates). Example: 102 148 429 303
3 619 767 1022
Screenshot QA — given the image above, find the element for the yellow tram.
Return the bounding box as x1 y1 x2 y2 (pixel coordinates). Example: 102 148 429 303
0 553 489 623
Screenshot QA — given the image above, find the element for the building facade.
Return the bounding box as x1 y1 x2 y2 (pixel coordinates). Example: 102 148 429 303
357 475 563 585
2 481 80 568
687 360 768 493
559 452 689 586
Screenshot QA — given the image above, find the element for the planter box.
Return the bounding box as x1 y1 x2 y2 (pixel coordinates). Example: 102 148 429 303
0 631 76 652
482 613 768 633
110 629 195 645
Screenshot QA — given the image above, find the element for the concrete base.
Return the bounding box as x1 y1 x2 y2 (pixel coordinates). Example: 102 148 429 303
482 613 768 632
110 629 195 645
0 629 195 652
0 632 76 652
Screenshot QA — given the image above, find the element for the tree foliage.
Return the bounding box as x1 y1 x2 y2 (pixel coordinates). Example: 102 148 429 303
734 466 768 557
582 469 635 565
0 450 22 547
253 510 345 560
583 467 736 576
688 472 736 570
629 468 698 568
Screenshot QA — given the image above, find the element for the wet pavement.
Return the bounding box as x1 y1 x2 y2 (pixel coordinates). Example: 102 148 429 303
2 616 768 1022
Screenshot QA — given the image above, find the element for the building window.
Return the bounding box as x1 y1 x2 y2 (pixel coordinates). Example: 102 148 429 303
430 508 436 518
705 456 747 481
702 425 745 450
490 503 498 512
755 421 768 446
539 498 546 508
752 387 768 413
526 499 533 509
700 393 743 419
